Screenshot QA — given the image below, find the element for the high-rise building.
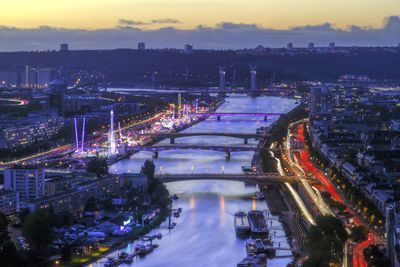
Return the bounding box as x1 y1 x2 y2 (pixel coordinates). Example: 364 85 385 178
219 66 226 91
60 43 69 51
0 191 19 215
329 42 335 49
22 66 54 88
184 44 193 54
4 168 45 202
138 42 146 50
286 43 293 50
310 87 330 116
250 66 257 92
48 79 68 116
308 42 314 49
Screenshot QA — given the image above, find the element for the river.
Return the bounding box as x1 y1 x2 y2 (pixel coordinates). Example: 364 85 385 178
93 95 297 267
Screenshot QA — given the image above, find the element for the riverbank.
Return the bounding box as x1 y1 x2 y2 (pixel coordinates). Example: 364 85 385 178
254 104 309 263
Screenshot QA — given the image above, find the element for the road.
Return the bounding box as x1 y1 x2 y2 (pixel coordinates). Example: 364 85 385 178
291 121 383 267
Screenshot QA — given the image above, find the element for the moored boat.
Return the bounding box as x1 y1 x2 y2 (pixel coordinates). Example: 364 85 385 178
247 210 269 237
234 211 251 236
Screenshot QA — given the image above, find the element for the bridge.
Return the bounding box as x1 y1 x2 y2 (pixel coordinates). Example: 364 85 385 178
188 112 284 121
137 132 264 144
154 173 299 183
111 87 292 96
126 144 257 159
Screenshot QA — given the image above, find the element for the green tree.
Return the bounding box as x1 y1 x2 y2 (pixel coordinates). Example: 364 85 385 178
18 208 30 224
351 225 368 242
0 240 19 267
22 211 53 251
141 160 155 180
0 212 9 243
87 157 109 176
305 215 348 267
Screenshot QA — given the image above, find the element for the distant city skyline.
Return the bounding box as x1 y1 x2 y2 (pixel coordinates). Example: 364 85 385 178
0 0 399 51
2 0 400 30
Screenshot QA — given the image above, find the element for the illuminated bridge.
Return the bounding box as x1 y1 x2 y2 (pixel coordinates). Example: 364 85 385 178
188 112 284 121
138 132 265 144
155 173 299 183
126 144 258 159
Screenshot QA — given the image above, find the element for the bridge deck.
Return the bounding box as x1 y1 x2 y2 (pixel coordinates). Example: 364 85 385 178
154 174 300 183
189 112 284 116
127 144 258 152
138 132 263 138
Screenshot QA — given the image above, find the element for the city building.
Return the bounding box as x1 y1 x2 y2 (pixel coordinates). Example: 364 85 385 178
386 203 400 267
184 43 193 54
138 42 146 50
4 168 45 202
329 42 335 49
219 66 226 91
0 111 64 149
309 86 330 116
25 174 147 214
250 66 257 91
308 42 314 50
286 43 293 50
21 66 54 88
0 190 19 215
60 43 69 51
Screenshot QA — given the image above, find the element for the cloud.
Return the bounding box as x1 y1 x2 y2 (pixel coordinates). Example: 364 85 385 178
118 19 148 26
0 17 399 51
150 18 181 24
118 18 181 27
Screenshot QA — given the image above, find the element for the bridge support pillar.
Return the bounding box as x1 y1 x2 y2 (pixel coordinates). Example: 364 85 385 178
244 138 248 145
264 116 268 121
225 151 231 160
153 151 159 159
217 116 221 121
170 138 175 144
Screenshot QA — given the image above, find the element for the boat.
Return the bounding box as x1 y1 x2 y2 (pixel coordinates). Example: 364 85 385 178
104 257 119 267
238 253 267 267
123 255 134 264
234 211 250 236
135 244 153 256
118 251 129 260
245 239 258 255
247 210 269 236
246 238 276 258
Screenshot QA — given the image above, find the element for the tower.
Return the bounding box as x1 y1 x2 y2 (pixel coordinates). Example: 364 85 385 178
74 117 79 152
108 110 117 155
81 117 86 152
138 42 145 50
219 66 226 91
219 66 226 97
60 43 69 51
250 66 258 96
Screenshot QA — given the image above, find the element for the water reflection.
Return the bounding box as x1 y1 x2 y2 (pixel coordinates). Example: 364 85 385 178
99 95 297 267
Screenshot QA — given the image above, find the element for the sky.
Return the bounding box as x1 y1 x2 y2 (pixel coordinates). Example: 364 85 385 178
0 0 399 51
